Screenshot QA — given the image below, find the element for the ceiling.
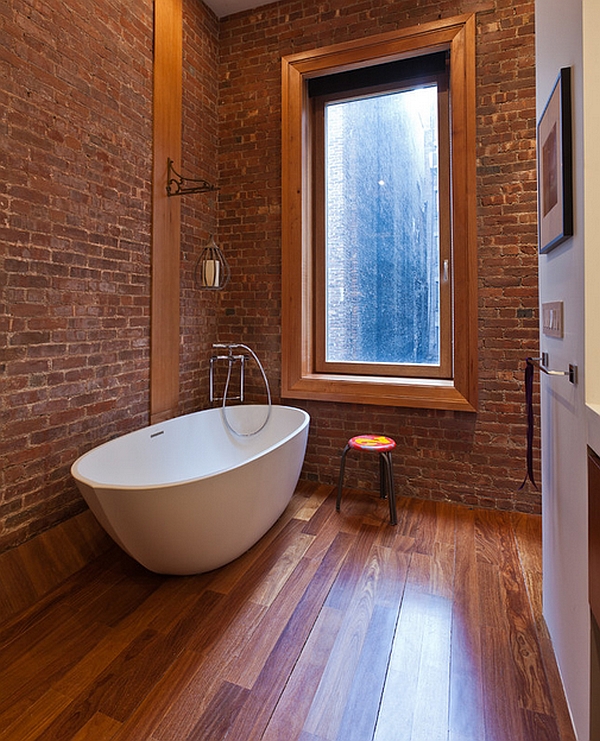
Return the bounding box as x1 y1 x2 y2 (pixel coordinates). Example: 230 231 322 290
203 0 272 17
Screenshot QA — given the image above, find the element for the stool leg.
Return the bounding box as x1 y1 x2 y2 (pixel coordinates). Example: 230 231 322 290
336 445 351 512
379 454 387 499
383 452 397 525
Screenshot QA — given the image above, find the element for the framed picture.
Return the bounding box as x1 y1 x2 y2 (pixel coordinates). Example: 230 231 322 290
537 67 573 254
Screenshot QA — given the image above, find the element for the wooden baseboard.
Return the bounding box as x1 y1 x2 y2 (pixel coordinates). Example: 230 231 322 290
0 509 112 623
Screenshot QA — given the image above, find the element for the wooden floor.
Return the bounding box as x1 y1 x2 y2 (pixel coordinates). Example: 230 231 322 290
0 482 576 741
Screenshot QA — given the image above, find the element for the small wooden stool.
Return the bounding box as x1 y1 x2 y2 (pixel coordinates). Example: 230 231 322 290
336 434 397 525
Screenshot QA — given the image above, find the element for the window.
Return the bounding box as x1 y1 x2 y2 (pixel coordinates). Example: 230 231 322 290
312 54 450 379
281 15 477 411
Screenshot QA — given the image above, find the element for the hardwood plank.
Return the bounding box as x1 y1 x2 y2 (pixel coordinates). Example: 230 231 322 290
36 625 189 740
0 689 72 741
476 559 505 631
142 572 215 634
0 610 110 728
43 592 226 740
295 484 336 524
0 598 81 667
382 540 454 741
474 506 509 566
187 682 249 741
108 650 205 741
0 547 122 666
521 709 562 741
396 498 456 553
480 625 527 741
398 497 439 555
226 556 320 688
70 713 122 741
388 530 416 555
0 546 40 619
221 531 356 741
374 543 411 608
22 519 100 599
51 577 209 701
183 550 305 658
511 512 576 741
493 519 553 715
207 517 305 595
78 566 165 628
534 619 578 741
275 482 323 524
475 511 553 736
187 681 249 741
0 487 577 741
166 590 226 655
56 509 113 568
449 505 485 741
303 500 348 563
302 487 340 537
0 510 111 624
374 551 453 741
434 499 459 546
303 543 398 739
250 533 315 607
335 486 391 530
149 608 268 741
334 549 410 741
324 523 380 611
372 513 401 548
148 541 312 737
431 539 455 599
262 605 343 741
153 530 353 741
512 511 543 627
298 733 329 741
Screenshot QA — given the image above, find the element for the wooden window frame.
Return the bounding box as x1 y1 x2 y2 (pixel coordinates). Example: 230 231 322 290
312 72 452 380
281 15 478 411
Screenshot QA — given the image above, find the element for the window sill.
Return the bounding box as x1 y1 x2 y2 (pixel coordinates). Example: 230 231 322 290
281 372 477 412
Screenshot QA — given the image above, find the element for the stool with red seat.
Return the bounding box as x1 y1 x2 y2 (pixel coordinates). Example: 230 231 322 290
336 434 397 525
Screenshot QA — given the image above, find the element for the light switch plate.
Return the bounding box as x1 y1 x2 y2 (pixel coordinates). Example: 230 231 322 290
542 301 563 338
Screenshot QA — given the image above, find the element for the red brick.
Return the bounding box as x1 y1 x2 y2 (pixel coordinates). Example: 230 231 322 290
214 0 538 514
0 0 540 555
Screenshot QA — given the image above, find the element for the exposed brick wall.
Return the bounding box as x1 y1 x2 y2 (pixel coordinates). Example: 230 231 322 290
218 0 540 513
0 0 155 550
0 0 220 552
180 0 220 414
0 1 140 550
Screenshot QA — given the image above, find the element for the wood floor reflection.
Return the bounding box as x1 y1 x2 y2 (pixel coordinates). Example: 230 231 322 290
0 482 576 740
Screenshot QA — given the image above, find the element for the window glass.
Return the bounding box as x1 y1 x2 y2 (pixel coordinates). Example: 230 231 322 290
324 85 440 367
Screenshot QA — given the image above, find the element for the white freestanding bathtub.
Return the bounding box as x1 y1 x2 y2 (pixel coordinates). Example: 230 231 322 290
71 405 310 575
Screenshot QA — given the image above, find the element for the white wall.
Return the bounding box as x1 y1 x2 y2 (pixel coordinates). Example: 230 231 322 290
583 0 600 403
535 1 589 738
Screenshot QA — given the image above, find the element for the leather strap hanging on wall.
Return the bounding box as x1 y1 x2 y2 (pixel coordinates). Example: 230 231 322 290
519 357 538 490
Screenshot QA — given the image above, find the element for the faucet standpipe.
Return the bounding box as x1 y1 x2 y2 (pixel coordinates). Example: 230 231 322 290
209 343 272 436
209 351 246 404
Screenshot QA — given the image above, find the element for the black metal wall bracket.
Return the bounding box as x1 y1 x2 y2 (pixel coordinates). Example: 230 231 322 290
166 158 218 197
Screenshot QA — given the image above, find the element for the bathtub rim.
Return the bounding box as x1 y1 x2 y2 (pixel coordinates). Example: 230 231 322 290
70 404 310 493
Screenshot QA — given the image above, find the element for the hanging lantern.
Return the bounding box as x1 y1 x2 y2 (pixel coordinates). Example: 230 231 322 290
194 235 231 290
